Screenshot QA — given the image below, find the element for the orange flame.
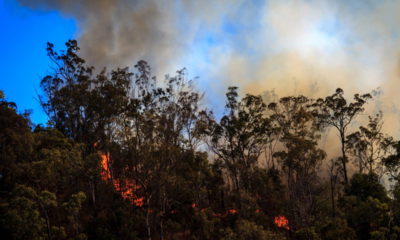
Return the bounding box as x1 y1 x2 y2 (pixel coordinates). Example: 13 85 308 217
100 152 111 181
100 152 144 207
274 215 290 230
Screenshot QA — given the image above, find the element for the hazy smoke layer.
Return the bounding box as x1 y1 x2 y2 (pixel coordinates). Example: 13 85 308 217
19 0 400 140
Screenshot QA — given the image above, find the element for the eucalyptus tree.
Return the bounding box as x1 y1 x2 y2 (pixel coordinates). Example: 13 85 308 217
268 95 326 229
207 87 270 207
110 61 214 239
40 40 132 147
312 88 372 184
347 112 394 175
383 141 400 183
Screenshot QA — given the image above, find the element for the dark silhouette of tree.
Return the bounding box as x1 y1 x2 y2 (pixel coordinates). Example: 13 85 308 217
347 112 393 175
341 173 390 239
312 88 372 184
207 87 270 209
269 95 326 230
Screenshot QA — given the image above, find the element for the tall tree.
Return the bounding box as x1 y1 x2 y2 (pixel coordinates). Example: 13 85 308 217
40 40 132 146
269 95 326 229
347 112 393 175
207 87 269 209
312 88 372 183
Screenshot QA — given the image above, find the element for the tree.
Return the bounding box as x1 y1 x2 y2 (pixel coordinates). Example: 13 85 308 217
341 173 390 240
1 185 47 240
312 88 372 184
207 87 269 209
0 92 33 192
40 40 132 146
269 96 326 229
347 112 393 175
383 141 400 182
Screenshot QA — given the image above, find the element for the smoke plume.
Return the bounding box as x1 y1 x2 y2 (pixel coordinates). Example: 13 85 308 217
19 0 400 149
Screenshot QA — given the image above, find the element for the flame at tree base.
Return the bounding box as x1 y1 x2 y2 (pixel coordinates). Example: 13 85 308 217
100 152 144 207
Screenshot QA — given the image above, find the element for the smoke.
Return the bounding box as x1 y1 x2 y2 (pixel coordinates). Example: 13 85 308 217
17 0 246 73
19 0 400 144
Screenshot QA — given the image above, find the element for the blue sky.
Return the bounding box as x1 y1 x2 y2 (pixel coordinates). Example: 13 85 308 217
0 0 76 124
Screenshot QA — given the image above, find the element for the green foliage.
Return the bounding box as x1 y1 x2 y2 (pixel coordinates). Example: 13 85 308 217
345 173 389 202
294 227 320 240
1 185 46 240
219 219 286 240
320 218 356 240
341 173 390 239
383 141 400 181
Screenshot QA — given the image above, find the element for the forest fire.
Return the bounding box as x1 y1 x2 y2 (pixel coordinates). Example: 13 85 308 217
100 152 144 207
99 148 292 229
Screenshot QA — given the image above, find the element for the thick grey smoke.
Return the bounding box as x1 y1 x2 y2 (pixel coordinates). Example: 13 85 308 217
18 0 247 74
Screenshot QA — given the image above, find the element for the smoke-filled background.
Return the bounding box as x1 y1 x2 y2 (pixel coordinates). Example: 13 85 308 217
14 0 400 155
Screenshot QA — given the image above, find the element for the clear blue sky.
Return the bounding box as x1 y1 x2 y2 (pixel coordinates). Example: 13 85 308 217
0 0 76 124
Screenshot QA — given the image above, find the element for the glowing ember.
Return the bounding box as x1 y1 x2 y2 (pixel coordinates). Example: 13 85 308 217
274 215 290 230
210 209 238 218
227 209 237 214
133 197 145 207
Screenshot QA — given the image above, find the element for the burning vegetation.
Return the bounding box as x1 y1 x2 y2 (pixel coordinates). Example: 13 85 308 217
100 152 144 207
100 150 289 226
274 216 290 230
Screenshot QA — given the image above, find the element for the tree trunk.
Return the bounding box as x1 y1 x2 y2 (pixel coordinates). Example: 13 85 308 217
43 207 52 240
90 180 96 208
146 198 152 240
330 176 336 218
340 131 348 184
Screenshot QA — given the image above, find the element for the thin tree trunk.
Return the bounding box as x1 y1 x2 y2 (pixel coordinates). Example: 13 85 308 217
340 132 348 184
330 176 336 218
146 198 152 240
90 180 96 208
43 207 52 240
